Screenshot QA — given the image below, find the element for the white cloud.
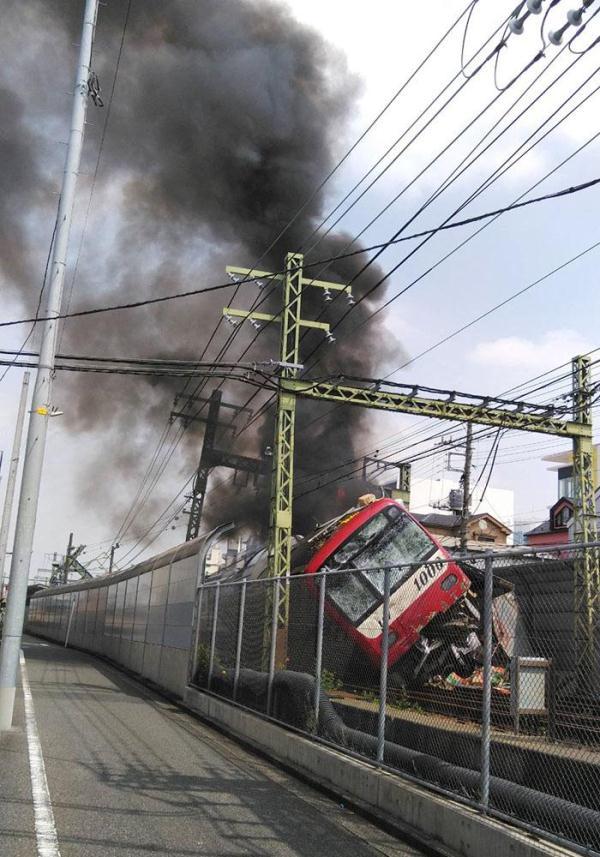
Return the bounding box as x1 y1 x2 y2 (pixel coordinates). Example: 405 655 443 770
470 329 593 372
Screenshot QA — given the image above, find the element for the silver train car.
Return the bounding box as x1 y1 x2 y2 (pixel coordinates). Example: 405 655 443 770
25 534 214 698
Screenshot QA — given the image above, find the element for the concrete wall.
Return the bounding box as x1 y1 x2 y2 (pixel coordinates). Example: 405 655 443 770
184 687 574 857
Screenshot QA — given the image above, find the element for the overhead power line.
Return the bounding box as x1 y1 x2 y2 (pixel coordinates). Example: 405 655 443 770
229 29 600 427
2 173 598 332
0 207 60 385
174 2 526 431
300 33 600 371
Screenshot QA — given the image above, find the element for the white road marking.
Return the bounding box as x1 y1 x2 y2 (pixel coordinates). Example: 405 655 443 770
19 651 61 857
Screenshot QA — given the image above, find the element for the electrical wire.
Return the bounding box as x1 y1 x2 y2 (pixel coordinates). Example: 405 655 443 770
180 2 522 430
94 7 598 557
161 0 478 443
1 168 594 338
0 207 60 384
301 35 600 371
223 111 600 436
234 30 600 429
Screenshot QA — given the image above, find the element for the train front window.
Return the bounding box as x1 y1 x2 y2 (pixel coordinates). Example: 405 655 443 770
323 506 436 626
326 571 378 624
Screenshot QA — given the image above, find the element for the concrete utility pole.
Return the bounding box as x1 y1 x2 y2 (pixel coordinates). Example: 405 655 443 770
0 0 99 732
0 373 30 592
458 423 473 551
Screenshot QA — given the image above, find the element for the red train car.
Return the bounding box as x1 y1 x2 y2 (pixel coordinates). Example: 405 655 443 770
302 498 474 679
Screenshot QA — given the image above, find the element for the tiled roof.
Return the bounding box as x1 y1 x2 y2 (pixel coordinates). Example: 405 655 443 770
413 513 461 529
414 512 511 534
524 521 553 536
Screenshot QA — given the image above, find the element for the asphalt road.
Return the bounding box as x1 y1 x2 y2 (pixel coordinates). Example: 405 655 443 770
0 637 430 857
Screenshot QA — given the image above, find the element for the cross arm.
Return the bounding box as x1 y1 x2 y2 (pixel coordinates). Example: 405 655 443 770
284 379 591 438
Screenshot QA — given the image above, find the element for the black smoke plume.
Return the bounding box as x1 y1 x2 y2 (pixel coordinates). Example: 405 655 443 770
1 0 404 543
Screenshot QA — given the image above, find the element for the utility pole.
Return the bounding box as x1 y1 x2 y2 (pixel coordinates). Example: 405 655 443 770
49 533 85 586
0 373 30 592
0 0 99 732
171 390 265 541
458 422 473 551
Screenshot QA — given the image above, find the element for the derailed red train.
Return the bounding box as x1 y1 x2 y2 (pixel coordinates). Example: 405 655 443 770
229 495 493 686
299 497 475 681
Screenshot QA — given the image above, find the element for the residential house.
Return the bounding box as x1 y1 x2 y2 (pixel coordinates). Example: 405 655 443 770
413 511 512 551
524 497 574 548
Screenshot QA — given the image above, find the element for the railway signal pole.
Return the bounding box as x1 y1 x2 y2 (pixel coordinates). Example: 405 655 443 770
0 0 100 732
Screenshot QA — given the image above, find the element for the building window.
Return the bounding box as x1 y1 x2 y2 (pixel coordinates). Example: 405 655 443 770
558 466 574 500
553 506 572 528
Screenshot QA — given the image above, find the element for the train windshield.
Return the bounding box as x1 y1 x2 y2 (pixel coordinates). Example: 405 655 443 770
322 505 435 626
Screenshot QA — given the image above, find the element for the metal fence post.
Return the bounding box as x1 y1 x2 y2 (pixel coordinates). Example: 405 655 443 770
481 552 494 811
188 583 204 686
266 577 279 716
377 566 391 765
313 572 326 732
64 594 77 648
233 579 247 701
548 659 557 742
207 583 221 691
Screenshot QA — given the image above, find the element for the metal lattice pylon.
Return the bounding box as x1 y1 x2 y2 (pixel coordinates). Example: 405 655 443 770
572 355 599 680
223 253 352 661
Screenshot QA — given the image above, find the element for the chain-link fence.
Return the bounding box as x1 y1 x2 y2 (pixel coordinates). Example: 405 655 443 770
190 544 600 854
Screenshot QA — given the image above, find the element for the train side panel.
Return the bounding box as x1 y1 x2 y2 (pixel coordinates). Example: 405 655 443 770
25 540 202 698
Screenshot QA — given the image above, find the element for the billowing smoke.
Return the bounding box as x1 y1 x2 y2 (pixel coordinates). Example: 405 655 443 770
1 0 404 541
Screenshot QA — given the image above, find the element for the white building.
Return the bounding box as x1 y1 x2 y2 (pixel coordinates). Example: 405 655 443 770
408 477 515 544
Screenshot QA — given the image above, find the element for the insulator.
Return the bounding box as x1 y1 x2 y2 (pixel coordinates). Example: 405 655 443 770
509 15 525 34
256 279 265 288
323 288 333 303
225 314 239 327
346 292 356 306
250 318 262 330
325 331 336 344
228 271 241 283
